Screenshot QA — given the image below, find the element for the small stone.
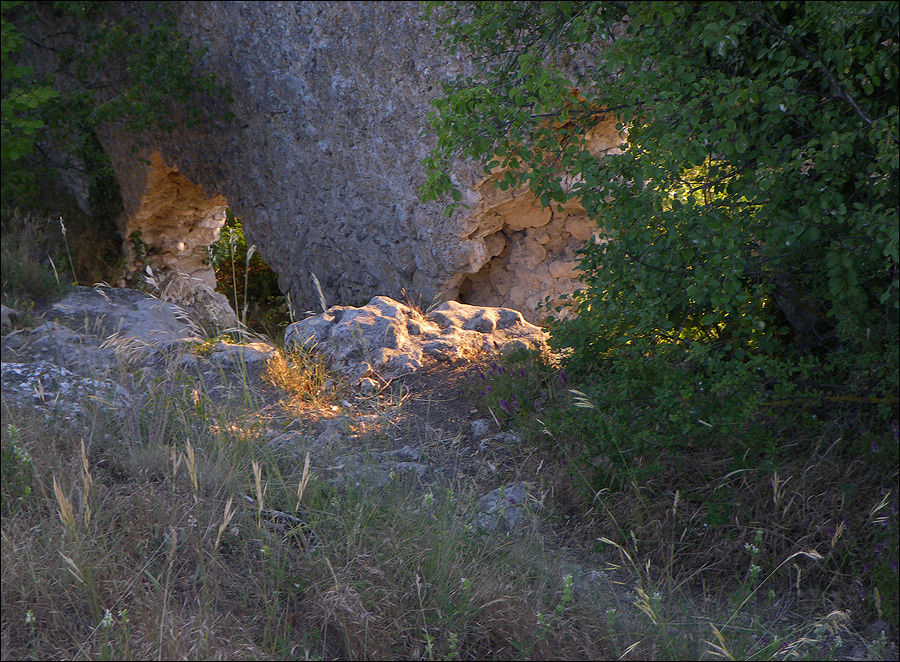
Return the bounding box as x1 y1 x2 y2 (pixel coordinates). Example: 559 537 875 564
869 620 891 639
358 377 378 394
384 445 421 461
475 482 529 532
471 418 492 439
394 461 429 479
493 431 521 444
1 304 19 329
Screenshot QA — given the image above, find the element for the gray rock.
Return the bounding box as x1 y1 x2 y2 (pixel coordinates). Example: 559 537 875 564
284 296 547 380
46 285 199 346
383 445 421 462
475 482 529 533
157 272 239 335
27 2 618 322
358 377 379 394
323 444 430 493
207 341 275 369
1 304 18 329
869 619 891 639
479 430 521 451
572 568 610 602
1 361 134 422
0 321 119 376
394 462 429 480
471 418 493 439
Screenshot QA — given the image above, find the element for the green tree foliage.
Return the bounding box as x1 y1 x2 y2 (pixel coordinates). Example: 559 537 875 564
1 1 59 202
1 0 232 210
424 0 898 383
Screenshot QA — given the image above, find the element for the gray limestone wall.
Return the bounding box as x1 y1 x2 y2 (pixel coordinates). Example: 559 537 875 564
88 1 619 320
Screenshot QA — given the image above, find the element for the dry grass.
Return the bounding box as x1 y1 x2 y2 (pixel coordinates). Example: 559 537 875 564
0 345 620 660
264 345 338 415
2 208 894 659
461 350 899 660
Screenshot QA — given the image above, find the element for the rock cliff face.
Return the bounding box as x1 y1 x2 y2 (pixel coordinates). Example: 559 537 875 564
95 1 622 321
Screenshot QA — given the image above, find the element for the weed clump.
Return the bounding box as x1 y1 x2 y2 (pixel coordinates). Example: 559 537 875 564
264 345 336 413
465 345 899 646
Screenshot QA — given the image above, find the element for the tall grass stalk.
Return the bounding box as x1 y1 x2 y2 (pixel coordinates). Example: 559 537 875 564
52 475 76 536
79 440 93 528
310 271 327 313
228 228 239 321
58 216 77 284
242 244 257 327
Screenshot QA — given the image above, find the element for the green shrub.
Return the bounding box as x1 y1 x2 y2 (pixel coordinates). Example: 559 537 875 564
1 424 36 517
425 0 898 537
425 2 898 371
209 208 291 335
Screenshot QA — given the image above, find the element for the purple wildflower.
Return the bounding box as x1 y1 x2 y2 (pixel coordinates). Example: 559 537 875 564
518 367 527 378
558 370 568 386
889 559 898 574
499 398 510 414
510 395 519 412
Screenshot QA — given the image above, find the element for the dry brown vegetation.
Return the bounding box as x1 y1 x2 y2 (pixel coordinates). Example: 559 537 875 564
1 209 896 661
1 347 617 660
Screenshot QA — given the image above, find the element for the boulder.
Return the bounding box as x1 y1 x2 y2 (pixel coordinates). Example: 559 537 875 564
0 321 119 376
1 361 134 423
164 339 279 405
45 285 200 349
26 2 621 322
1 284 286 424
284 297 547 382
157 272 240 335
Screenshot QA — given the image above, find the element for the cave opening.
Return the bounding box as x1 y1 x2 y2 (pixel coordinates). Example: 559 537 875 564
451 195 592 323
207 209 290 336
122 152 286 336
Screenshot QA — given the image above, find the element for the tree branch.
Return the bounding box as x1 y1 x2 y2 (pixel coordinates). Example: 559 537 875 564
740 6 874 127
